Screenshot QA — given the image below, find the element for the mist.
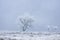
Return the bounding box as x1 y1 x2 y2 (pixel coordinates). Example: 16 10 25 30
0 0 60 32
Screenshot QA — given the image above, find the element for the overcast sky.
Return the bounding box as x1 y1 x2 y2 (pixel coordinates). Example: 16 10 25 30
0 0 60 32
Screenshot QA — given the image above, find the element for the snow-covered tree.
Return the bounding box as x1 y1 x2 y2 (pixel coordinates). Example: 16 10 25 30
18 15 34 32
47 25 58 32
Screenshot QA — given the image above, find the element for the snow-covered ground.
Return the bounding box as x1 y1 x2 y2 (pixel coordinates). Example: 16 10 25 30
0 32 60 40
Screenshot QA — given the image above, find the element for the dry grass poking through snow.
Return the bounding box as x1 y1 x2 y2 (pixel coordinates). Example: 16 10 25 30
0 32 60 40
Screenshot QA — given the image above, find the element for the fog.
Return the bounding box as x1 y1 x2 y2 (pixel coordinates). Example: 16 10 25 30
0 0 60 32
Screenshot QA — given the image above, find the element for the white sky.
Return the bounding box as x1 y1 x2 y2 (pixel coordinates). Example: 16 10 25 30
0 0 60 32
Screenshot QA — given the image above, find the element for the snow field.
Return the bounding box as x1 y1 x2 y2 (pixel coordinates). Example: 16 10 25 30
0 32 60 40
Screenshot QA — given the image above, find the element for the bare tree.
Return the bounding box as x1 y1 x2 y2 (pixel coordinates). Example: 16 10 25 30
19 16 34 32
